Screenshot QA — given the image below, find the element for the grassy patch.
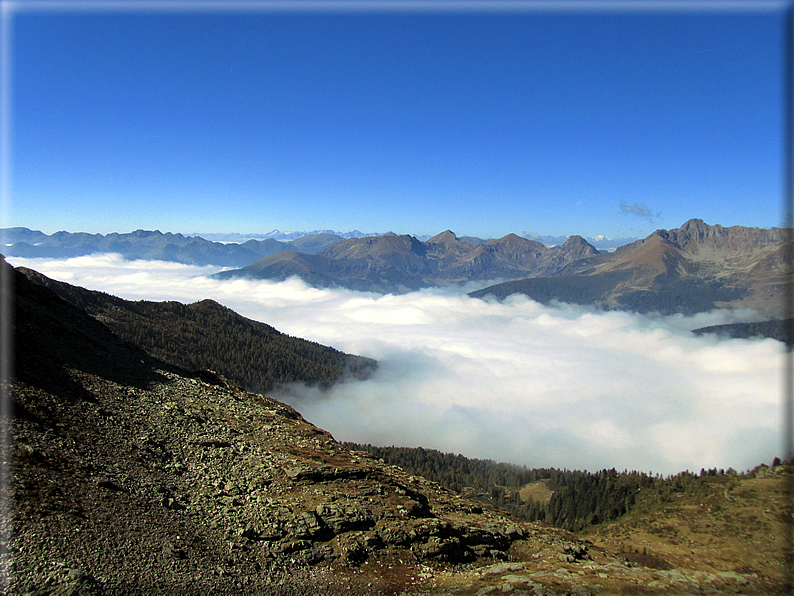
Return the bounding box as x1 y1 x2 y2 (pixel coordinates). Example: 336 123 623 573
518 480 554 504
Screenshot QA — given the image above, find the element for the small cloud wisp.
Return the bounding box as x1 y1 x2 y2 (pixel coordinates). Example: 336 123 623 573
620 201 662 222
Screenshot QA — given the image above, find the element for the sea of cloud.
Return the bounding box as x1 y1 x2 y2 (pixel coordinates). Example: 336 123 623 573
9 253 784 476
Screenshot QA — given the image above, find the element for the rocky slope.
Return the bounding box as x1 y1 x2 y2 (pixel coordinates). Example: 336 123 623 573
214 231 599 293
471 219 789 317
4 260 784 594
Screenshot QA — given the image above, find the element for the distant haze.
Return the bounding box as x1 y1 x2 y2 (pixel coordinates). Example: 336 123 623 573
188 230 385 243
520 232 640 250
7 254 781 476
187 229 639 249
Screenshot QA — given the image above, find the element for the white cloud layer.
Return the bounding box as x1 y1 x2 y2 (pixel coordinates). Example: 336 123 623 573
9 254 784 475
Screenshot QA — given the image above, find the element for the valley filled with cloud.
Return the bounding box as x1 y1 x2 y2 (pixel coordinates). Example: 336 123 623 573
9 254 782 476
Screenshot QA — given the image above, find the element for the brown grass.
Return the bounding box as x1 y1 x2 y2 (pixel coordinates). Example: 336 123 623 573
583 475 788 582
518 480 554 504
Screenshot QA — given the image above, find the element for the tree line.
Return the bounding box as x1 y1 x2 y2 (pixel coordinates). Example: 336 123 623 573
345 443 777 533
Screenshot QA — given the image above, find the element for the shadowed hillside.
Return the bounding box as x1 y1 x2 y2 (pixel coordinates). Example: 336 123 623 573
692 318 794 347
18 267 376 394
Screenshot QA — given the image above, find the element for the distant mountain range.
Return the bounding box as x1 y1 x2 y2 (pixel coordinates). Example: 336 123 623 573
4 220 787 317
213 230 601 292
190 229 378 242
521 232 640 250
1 228 344 267
213 220 788 317
195 229 640 249
2 226 635 268
471 219 788 317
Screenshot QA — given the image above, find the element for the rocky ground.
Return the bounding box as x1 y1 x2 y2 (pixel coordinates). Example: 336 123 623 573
8 366 782 595
2 259 786 594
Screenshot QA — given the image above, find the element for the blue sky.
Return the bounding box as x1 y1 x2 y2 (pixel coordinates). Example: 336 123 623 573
5 1 787 239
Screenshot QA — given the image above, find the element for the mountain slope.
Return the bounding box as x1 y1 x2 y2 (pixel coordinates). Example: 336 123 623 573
5 260 780 594
8 258 530 592
287 232 345 253
583 465 789 587
470 219 788 317
215 231 600 292
17 266 376 394
347 444 787 592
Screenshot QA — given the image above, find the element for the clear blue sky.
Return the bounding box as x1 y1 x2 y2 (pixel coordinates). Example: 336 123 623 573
5 1 787 239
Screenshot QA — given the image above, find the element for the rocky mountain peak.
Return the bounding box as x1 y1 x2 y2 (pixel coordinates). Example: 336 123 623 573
427 230 459 244
558 235 599 254
130 229 164 238
679 217 711 233
544 236 595 263
669 219 723 245
490 233 525 245
655 219 785 254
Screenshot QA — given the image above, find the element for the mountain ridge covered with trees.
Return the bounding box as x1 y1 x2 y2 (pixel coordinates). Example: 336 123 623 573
17 266 376 394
